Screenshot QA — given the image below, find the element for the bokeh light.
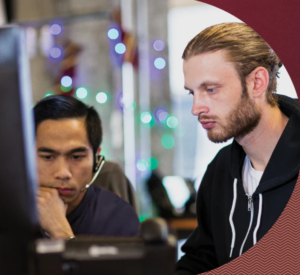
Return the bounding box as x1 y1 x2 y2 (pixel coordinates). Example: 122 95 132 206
61 76 72 87
115 43 126 54
50 23 62 36
107 28 119 40
140 112 153 124
137 159 148 171
44 92 54 98
161 134 175 149
154 57 166 69
150 157 158 170
153 40 165 51
76 87 88 99
155 107 168 122
96 92 108 104
49 46 62 59
166 116 179 129
61 85 72 93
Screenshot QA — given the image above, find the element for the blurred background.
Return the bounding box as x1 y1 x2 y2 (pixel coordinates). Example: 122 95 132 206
1 0 297 257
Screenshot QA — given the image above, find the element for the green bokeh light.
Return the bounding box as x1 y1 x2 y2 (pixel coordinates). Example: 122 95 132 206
76 87 88 99
96 92 108 104
161 134 175 149
150 157 158 170
140 111 155 127
166 116 179 129
61 85 72 93
44 92 54 98
137 159 148 171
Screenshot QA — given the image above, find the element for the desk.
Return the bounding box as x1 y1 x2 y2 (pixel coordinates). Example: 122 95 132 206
167 218 197 239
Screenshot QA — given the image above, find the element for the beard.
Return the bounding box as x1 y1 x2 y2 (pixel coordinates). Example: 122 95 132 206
203 91 261 143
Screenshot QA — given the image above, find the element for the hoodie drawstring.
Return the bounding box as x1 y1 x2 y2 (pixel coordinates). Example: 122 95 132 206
229 178 237 258
229 180 263 258
253 193 263 245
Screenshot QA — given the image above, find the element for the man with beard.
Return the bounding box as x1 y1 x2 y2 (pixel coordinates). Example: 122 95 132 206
175 23 300 274
34 95 139 239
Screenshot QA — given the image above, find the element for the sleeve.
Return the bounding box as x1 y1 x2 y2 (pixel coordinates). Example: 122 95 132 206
175 163 218 275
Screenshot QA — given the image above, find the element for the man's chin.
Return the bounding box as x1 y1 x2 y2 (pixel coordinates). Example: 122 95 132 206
207 130 232 144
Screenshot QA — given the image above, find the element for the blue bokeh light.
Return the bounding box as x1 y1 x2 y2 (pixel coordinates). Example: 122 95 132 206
61 76 72 87
115 43 126 54
153 40 165 51
154 57 166 69
50 23 62 36
108 28 119 40
49 47 62 59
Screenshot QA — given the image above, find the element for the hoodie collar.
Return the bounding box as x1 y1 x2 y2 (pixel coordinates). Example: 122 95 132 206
230 95 300 192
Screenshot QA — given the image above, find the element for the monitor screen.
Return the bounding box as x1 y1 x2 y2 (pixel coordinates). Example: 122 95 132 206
0 25 39 274
162 176 190 210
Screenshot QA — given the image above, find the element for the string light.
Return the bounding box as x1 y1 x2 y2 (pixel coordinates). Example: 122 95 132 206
141 112 153 124
107 28 119 40
153 40 165 51
137 159 148 171
161 135 175 149
44 92 54 97
96 92 108 104
61 76 72 87
76 87 88 99
50 23 62 36
155 107 168 122
115 43 126 54
154 57 166 69
166 116 179 129
49 46 62 59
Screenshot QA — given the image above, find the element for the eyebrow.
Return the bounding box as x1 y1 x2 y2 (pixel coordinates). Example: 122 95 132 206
37 147 89 154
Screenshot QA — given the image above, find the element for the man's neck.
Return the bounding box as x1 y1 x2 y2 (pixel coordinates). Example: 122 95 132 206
236 104 289 171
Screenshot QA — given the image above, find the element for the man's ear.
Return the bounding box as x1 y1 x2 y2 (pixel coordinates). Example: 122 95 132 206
247 67 269 99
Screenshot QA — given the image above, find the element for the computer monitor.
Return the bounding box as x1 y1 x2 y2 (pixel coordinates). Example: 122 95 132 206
0 25 39 274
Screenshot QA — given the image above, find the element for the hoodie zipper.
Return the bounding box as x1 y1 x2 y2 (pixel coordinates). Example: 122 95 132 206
248 195 253 211
239 194 254 256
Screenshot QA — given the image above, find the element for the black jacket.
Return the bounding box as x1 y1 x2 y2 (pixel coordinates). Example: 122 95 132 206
176 95 300 275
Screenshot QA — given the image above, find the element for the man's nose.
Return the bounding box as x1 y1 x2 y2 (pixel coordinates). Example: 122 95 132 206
191 93 209 117
54 158 72 181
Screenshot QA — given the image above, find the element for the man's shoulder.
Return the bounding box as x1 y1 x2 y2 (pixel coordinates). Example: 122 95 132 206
91 184 132 209
83 185 140 236
90 185 138 222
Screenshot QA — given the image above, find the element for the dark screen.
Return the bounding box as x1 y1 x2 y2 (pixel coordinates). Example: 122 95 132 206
0 25 39 274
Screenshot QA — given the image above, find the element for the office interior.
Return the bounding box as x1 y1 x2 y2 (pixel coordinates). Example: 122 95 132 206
0 0 298 273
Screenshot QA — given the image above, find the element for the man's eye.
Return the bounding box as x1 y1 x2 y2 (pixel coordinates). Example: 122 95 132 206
72 155 85 160
207 88 216 93
40 155 53 160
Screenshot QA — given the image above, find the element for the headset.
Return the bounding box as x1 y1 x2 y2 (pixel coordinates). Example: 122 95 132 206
80 155 105 192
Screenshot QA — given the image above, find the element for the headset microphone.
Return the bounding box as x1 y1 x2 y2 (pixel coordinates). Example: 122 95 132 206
80 155 105 192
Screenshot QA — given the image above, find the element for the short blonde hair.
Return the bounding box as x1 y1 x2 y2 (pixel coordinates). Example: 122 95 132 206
183 23 281 106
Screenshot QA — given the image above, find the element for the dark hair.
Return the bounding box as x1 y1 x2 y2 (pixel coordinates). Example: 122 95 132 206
182 22 282 107
34 95 102 155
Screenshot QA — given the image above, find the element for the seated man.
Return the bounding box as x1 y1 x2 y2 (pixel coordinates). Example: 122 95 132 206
34 95 140 239
175 22 300 274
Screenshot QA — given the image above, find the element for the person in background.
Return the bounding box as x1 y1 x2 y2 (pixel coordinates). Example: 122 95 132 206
34 95 139 240
175 22 300 274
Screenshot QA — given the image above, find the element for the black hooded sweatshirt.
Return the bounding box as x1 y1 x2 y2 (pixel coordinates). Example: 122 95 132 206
176 95 300 275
